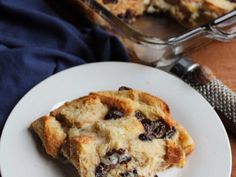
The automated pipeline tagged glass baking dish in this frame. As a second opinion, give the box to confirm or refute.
[69,0,236,67]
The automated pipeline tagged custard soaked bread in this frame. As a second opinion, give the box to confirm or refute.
[97,0,236,28]
[31,87,194,177]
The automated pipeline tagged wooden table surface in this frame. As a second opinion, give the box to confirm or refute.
[186,40,236,177]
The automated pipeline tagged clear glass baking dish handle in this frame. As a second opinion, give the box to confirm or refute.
[209,10,236,41]
[171,10,236,44]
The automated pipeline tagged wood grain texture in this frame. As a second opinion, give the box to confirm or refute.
[187,40,236,177]
[187,40,236,92]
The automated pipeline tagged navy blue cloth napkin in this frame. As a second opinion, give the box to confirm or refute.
[0,0,129,133]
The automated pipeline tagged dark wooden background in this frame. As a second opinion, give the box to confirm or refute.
[187,40,236,177]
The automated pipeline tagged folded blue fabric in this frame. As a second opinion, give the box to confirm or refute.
[0,0,129,133]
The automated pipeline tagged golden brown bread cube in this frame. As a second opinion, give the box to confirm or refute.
[31,88,194,177]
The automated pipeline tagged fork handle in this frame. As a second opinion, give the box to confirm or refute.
[170,58,236,136]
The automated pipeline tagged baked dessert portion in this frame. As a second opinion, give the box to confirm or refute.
[96,0,150,23]
[96,0,149,24]
[148,0,236,28]
[96,0,236,28]
[31,87,194,177]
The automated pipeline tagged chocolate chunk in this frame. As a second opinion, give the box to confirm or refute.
[105,108,124,120]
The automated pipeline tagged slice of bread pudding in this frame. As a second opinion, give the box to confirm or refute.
[31,87,194,177]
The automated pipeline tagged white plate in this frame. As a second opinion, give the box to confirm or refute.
[0,62,231,177]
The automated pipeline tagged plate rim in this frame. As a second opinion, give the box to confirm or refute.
[0,61,232,177]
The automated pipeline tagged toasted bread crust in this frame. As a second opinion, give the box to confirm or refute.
[31,116,66,158]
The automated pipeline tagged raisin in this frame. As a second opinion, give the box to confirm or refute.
[106,149,125,156]
[95,163,108,177]
[135,113,176,141]
[120,169,138,177]
[139,133,153,141]
[120,172,129,177]
[97,148,132,176]
[116,148,126,155]
[117,9,135,23]
[105,108,124,120]
[132,169,138,175]
[152,120,168,139]
[141,118,153,132]
[103,0,118,4]
[119,155,132,164]
[135,111,146,121]
[105,149,131,164]
[165,127,176,139]
[105,149,116,156]
[118,86,132,91]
